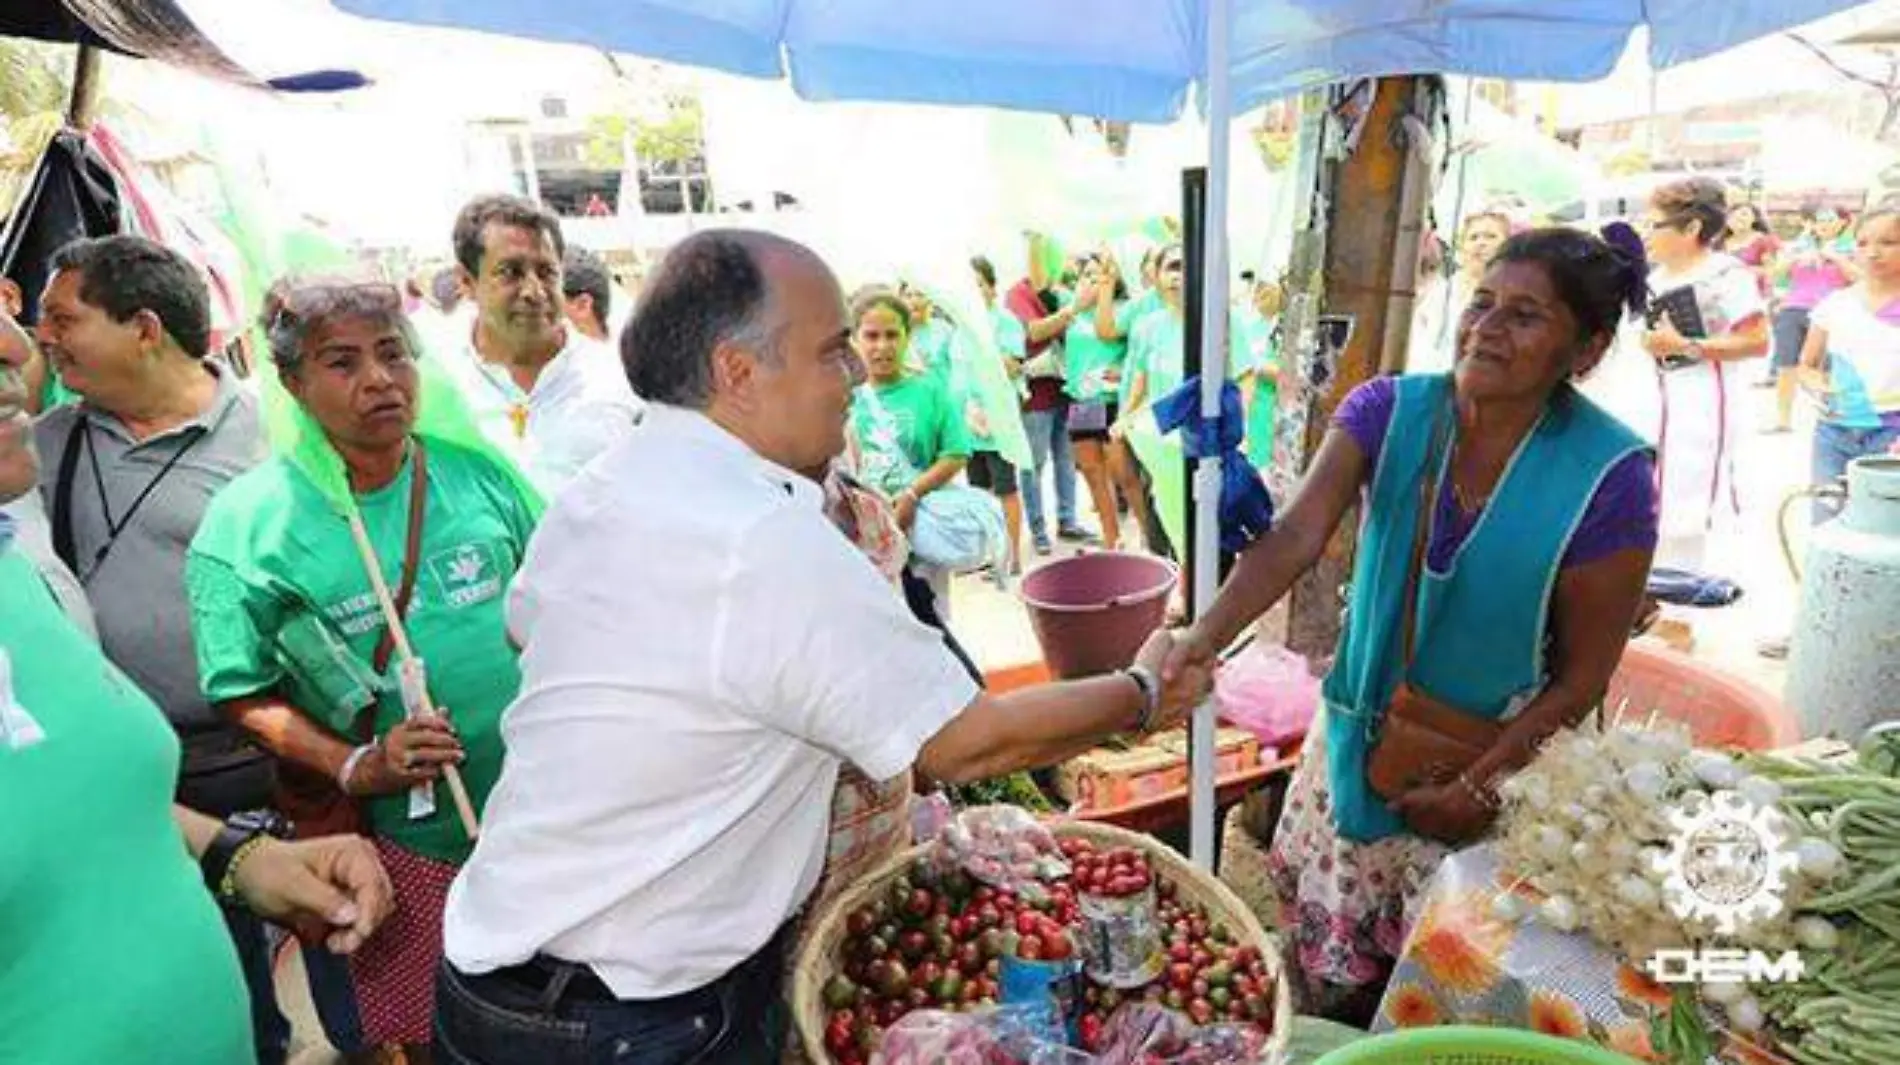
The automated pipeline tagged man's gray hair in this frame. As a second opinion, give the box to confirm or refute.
[621,231,783,408]
[263,278,417,374]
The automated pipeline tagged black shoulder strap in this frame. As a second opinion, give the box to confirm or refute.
[49,416,86,574]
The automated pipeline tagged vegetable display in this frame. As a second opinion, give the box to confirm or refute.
[1491,721,1900,1065]
[809,809,1281,1065]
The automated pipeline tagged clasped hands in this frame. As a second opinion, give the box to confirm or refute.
[1134,628,1218,731]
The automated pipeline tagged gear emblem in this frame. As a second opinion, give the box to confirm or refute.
[1654,791,1800,935]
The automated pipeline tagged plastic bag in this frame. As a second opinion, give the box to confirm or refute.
[874,1007,1091,1065]
[1214,643,1318,748]
[940,806,1070,895]
[870,1005,1269,1065]
[910,485,1009,574]
[1093,1005,1270,1064]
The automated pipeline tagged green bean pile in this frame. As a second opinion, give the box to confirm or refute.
[1742,746,1900,1065]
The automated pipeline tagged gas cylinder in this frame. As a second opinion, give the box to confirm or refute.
[1786,457,1900,741]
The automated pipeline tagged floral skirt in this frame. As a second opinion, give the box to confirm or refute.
[346,837,461,1047]
[1264,720,1449,1012]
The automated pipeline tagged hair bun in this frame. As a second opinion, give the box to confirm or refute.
[1598,221,1650,317]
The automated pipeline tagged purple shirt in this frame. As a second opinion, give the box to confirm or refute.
[1334,377,1659,572]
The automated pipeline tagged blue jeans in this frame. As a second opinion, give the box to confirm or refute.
[222,905,289,1065]
[1018,403,1078,539]
[434,928,791,1065]
[1812,419,1900,522]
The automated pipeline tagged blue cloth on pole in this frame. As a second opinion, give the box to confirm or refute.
[1150,376,1273,556]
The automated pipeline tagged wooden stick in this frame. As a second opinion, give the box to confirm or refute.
[346,510,481,841]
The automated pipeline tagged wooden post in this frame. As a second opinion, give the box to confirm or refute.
[65,43,102,130]
[1284,75,1436,660]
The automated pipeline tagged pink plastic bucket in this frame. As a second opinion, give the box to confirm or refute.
[1019,553,1179,679]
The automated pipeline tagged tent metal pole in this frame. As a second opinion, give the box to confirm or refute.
[1189,0,1233,871]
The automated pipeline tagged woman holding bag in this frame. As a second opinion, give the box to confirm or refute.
[1164,226,1659,1022]
[186,279,538,1061]
[848,289,1006,617]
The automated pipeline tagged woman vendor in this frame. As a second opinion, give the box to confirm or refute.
[185,279,540,1061]
[1164,226,1660,1021]
[0,341,393,1065]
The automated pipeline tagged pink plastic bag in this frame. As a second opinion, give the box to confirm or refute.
[1214,643,1319,748]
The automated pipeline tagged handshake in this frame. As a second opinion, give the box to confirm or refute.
[1131,627,1221,732]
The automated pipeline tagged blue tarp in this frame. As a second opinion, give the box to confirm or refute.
[334,0,1871,121]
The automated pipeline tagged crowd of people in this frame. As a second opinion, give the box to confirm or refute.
[0,197,1221,1064]
[3,164,1895,1062]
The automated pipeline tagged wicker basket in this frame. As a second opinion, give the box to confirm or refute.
[791,819,1293,1063]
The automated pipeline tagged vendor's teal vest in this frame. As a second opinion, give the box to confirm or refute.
[1320,374,1648,842]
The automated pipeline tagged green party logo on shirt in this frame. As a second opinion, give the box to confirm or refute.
[431,542,505,610]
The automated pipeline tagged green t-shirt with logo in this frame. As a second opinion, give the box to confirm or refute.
[850,374,972,497]
[186,440,539,864]
[0,547,250,1065]
[1062,296,1139,404]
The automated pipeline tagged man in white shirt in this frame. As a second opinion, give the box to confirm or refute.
[436,230,1211,1064]
[443,194,644,496]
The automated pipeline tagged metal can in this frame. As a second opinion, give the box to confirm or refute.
[1078,884,1166,988]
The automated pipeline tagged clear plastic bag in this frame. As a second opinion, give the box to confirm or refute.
[939,805,1070,896]
[869,1004,1269,1065]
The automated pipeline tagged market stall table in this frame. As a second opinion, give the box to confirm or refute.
[1373,844,1782,1064]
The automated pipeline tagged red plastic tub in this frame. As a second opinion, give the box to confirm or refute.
[1019,552,1179,680]
[1607,643,1799,750]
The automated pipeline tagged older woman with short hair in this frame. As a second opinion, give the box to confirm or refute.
[186,279,539,1061]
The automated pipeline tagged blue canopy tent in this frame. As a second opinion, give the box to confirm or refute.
[336,0,1878,866]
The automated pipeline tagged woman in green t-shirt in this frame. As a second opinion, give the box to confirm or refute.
[1063,253,1148,550]
[847,290,973,527]
[0,352,392,1065]
[186,280,539,1061]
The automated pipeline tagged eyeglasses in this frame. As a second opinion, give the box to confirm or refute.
[1161,260,1185,272]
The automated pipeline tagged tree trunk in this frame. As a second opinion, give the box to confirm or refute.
[1285,76,1437,660]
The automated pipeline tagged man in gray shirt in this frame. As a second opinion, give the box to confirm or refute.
[32,235,290,1064]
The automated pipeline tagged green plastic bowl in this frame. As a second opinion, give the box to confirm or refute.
[1312,1027,1640,1065]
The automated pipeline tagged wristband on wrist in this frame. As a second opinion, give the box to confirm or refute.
[337,742,376,794]
[1123,664,1160,733]
[201,812,286,903]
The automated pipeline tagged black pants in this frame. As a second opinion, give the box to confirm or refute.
[435,926,794,1065]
